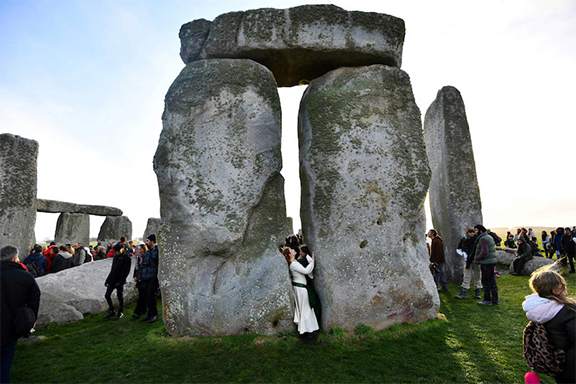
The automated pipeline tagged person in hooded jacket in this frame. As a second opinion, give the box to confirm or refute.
[522,268,575,384]
[1,245,41,383]
[104,243,132,319]
[51,245,73,273]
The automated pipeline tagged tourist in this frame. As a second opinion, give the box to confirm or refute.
[1,245,41,384]
[511,237,533,275]
[72,243,89,266]
[504,232,517,248]
[45,246,59,274]
[140,234,159,323]
[554,228,565,259]
[427,229,448,292]
[22,244,46,277]
[104,243,132,319]
[51,245,73,273]
[455,228,482,299]
[542,231,552,259]
[528,228,537,243]
[282,246,319,340]
[297,245,322,326]
[562,228,575,273]
[522,268,575,383]
[132,243,148,320]
[474,224,498,305]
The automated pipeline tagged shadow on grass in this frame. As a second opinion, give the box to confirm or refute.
[12,272,575,383]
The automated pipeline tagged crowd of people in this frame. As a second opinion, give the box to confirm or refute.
[1,224,574,383]
[17,237,156,278]
[0,234,160,383]
[427,225,575,384]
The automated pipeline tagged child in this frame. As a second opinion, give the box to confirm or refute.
[522,268,575,384]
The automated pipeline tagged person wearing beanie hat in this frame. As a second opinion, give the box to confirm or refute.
[141,234,159,322]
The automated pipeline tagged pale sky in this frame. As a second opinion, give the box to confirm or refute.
[1,0,575,241]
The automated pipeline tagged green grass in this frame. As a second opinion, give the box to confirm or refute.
[12,272,576,383]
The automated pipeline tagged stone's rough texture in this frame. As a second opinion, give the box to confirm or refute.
[299,65,438,331]
[0,134,38,254]
[424,86,483,282]
[54,213,90,245]
[180,5,405,86]
[97,216,132,242]
[510,258,554,275]
[154,59,293,336]
[495,249,554,275]
[495,249,516,265]
[36,199,122,216]
[36,258,136,326]
[179,19,212,63]
[143,218,161,240]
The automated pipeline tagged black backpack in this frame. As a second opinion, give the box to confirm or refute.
[523,321,565,375]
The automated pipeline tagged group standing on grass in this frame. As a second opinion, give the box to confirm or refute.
[428,225,498,304]
[103,234,159,323]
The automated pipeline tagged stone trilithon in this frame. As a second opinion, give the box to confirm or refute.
[155,5,443,336]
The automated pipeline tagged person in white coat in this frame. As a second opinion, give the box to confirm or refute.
[282,247,319,337]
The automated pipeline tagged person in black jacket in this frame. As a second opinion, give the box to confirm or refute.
[455,228,481,299]
[1,245,41,384]
[104,243,132,319]
[523,268,575,384]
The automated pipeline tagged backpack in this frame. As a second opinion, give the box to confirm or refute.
[523,321,565,375]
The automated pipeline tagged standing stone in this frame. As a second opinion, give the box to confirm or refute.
[154,59,293,336]
[97,216,132,242]
[143,218,161,240]
[0,134,38,255]
[424,86,483,282]
[299,65,438,331]
[54,213,89,245]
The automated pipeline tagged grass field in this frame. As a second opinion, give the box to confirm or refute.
[12,271,576,384]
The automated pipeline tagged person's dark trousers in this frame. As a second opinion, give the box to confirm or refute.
[568,254,576,273]
[1,341,17,383]
[104,285,124,314]
[480,263,498,304]
[134,281,147,316]
[512,256,532,274]
[143,279,158,319]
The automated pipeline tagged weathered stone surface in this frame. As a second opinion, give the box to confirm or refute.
[510,257,555,275]
[424,86,483,282]
[36,199,122,216]
[36,258,136,326]
[154,59,293,336]
[495,248,516,265]
[495,248,554,275]
[180,5,405,86]
[54,213,90,245]
[299,65,438,331]
[143,218,161,240]
[0,134,38,255]
[97,216,132,242]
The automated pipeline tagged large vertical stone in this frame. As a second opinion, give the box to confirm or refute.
[424,86,482,281]
[299,65,438,331]
[97,216,132,243]
[0,134,38,255]
[154,59,293,336]
[54,213,90,245]
[142,218,161,240]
